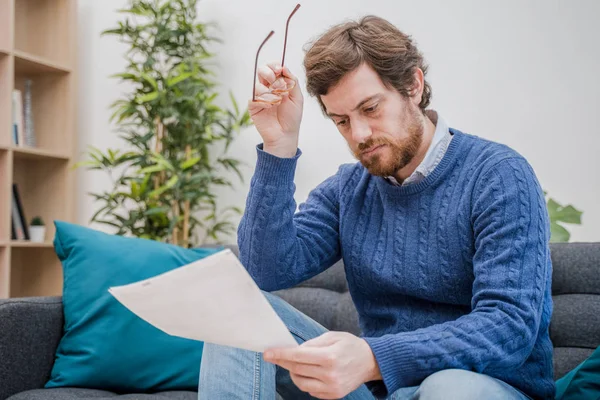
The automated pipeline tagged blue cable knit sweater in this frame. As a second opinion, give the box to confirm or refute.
[238,129,555,400]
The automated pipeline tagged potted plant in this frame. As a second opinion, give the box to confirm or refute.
[545,193,583,242]
[76,0,251,247]
[29,216,46,243]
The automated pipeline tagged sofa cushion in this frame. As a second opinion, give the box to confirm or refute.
[555,345,600,400]
[6,388,196,400]
[46,221,221,392]
[549,242,600,379]
[550,294,600,349]
[550,243,600,296]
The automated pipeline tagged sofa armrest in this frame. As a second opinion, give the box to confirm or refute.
[0,297,63,400]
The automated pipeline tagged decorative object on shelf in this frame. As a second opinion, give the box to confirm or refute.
[29,216,46,243]
[77,0,251,248]
[545,192,583,242]
[24,79,36,147]
[11,89,24,146]
[11,183,29,240]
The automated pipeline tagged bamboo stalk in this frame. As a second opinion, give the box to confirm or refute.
[182,144,192,247]
[172,199,180,245]
[154,116,164,190]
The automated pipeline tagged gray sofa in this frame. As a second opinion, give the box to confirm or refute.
[1,242,599,400]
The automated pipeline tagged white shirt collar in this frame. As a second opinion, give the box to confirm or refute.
[387,110,452,186]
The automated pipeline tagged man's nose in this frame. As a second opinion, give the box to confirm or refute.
[351,119,372,144]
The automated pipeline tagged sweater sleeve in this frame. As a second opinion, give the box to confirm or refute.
[237,144,342,292]
[362,157,551,398]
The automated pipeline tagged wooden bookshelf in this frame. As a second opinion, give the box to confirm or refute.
[0,0,77,298]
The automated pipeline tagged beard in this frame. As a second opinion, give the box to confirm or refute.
[353,107,424,177]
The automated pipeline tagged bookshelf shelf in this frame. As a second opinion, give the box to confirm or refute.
[11,146,70,161]
[11,240,54,248]
[1,0,77,298]
[14,51,72,75]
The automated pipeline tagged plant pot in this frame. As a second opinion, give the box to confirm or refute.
[29,226,46,243]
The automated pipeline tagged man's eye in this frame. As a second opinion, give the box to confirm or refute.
[336,120,348,126]
[365,105,378,113]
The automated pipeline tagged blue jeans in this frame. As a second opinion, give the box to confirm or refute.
[198,291,530,400]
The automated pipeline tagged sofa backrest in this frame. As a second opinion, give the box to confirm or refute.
[268,242,600,380]
[548,243,600,378]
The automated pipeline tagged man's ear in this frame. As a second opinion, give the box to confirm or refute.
[410,68,425,106]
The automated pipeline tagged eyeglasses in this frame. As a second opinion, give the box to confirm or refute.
[252,3,301,104]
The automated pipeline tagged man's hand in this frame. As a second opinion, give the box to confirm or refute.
[263,332,382,399]
[249,62,304,159]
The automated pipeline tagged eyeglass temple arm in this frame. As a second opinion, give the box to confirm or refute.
[281,4,301,68]
[253,30,275,101]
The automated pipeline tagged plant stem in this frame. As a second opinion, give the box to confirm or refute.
[172,199,180,245]
[183,144,192,247]
[154,116,164,190]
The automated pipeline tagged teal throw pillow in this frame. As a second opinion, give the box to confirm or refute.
[46,221,222,392]
[555,346,600,400]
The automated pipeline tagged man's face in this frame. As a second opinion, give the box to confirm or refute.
[321,63,424,177]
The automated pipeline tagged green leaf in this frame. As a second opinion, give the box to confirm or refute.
[139,165,166,174]
[554,205,582,224]
[136,91,159,103]
[149,176,179,198]
[167,72,193,87]
[550,222,570,243]
[109,72,139,81]
[140,72,159,90]
[547,197,583,225]
[73,160,100,169]
[204,125,213,140]
[130,181,140,198]
[149,153,176,171]
[229,91,239,115]
[180,156,201,170]
[144,206,170,216]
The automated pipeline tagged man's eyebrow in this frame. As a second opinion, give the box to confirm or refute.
[326,94,382,118]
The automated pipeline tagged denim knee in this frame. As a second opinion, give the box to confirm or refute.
[415,369,520,400]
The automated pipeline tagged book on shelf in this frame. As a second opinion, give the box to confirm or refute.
[11,183,30,241]
[11,82,36,147]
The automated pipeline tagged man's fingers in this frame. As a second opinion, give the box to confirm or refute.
[254,81,271,96]
[267,61,283,75]
[281,65,297,81]
[248,98,281,116]
[257,64,278,87]
[289,373,329,396]
[281,65,303,102]
[249,81,282,113]
[271,359,327,379]
[264,346,330,366]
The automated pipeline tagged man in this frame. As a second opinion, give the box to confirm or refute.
[199,15,554,400]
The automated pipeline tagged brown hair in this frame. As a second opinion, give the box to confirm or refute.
[303,15,431,114]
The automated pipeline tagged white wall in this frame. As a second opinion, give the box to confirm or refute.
[77,0,600,243]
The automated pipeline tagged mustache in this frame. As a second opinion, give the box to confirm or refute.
[357,138,392,153]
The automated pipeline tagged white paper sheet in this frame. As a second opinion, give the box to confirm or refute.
[108,248,298,353]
